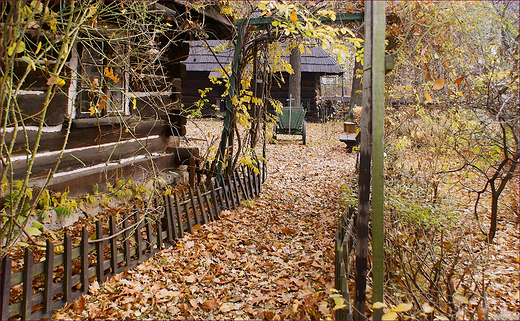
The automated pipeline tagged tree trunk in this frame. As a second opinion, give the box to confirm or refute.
[289,44,301,107]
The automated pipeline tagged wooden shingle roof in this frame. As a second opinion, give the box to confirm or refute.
[182,40,343,75]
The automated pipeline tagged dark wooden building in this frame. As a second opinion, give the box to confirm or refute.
[181,40,343,120]
[3,2,232,198]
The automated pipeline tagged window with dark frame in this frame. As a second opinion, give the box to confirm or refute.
[76,41,126,118]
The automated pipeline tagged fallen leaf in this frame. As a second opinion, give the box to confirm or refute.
[382,311,398,320]
[432,79,446,90]
[281,227,295,235]
[248,295,270,305]
[219,303,233,312]
[185,274,197,283]
[318,301,329,315]
[156,290,180,300]
[201,300,218,310]
[224,250,236,260]
[393,303,413,312]
[424,92,432,103]
[373,302,387,309]
[167,306,180,315]
[453,295,469,304]
[422,302,434,313]
[89,281,100,295]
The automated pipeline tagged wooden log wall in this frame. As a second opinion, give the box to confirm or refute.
[0,164,265,320]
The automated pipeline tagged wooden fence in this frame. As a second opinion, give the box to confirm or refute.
[1,164,264,320]
[334,206,356,320]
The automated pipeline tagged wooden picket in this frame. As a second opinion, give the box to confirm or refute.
[0,165,264,320]
[334,206,356,321]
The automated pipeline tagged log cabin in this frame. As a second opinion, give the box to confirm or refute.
[2,2,232,198]
[180,40,344,120]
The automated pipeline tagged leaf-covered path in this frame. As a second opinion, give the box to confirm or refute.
[54,121,356,320]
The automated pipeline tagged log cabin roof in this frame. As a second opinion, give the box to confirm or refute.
[182,40,344,76]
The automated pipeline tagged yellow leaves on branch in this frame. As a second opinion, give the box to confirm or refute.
[47,74,66,87]
[7,41,25,56]
[104,67,119,83]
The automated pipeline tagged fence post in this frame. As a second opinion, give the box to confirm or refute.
[64,233,72,303]
[164,195,175,242]
[173,193,184,238]
[122,214,131,270]
[188,187,201,226]
[232,170,242,203]
[1,256,12,320]
[181,190,193,234]
[22,249,33,320]
[81,228,89,293]
[210,182,220,218]
[96,221,105,283]
[134,210,143,261]
[43,239,55,315]
[109,216,118,278]
[196,187,209,224]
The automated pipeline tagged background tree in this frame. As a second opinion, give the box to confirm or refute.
[388,0,519,243]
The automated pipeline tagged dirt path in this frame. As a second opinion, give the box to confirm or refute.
[54,121,356,320]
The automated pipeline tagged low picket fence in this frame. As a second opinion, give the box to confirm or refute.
[1,165,264,320]
[334,206,356,320]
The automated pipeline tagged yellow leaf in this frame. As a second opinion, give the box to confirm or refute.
[35,41,42,54]
[453,295,469,304]
[373,302,387,309]
[193,224,202,231]
[290,12,298,22]
[17,41,25,54]
[382,311,398,320]
[89,106,97,116]
[424,92,432,103]
[393,303,413,312]
[56,77,66,87]
[26,227,42,236]
[132,98,137,109]
[332,304,346,311]
[17,241,30,247]
[8,42,25,56]
[432,79,446,90]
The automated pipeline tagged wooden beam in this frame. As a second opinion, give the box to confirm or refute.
[354,1,373,319]
[4,120,167,155]
[8,136,168,180]
[371,2,386,320]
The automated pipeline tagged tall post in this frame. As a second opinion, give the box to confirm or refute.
[354,0,372,317]
[354,2,386,320]
[372,1,386,320]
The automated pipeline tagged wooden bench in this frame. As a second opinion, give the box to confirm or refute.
[340,121,360,152]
